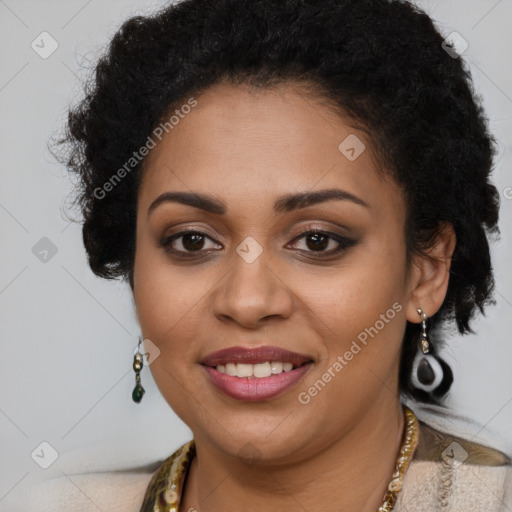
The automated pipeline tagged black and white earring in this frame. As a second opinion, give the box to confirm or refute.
[411,308,444,392]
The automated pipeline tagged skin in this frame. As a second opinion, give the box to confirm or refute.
[133,81,456,512]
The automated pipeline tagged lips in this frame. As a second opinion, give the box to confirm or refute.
[202,346,312,367]
[201,346,314,402]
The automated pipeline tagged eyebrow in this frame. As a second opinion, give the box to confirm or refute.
[147,188,370,217]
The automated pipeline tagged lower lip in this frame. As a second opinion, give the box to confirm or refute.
[203,363,313,402]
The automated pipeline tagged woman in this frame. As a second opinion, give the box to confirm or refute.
[54,0,511,510]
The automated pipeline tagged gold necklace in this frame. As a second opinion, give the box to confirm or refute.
[378,406,419,511]
[141,406,419,512]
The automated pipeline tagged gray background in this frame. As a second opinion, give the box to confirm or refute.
[1,0,511,509]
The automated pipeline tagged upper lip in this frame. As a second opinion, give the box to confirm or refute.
[202,346,313,367]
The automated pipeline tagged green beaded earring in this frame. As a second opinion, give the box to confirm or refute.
[132,337,145,403]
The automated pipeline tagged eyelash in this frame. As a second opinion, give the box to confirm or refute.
[160,228,357,260]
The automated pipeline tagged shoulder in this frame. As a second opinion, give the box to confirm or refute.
[396,420,512,512]
[20,462,162,512]
[414,420,511,466]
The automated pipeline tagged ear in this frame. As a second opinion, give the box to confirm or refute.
[405,222,456,323]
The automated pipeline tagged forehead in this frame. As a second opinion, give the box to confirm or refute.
[138,81,403,218]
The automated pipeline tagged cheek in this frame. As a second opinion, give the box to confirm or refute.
[307,242,406,324]
[302,237,408,378]
[132,240,205,420]
[133,227,203,337]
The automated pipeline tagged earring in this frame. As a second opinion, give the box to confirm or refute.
[132,337,145,403]
[411,309,444,392]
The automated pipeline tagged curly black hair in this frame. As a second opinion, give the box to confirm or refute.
[53,0,500,404]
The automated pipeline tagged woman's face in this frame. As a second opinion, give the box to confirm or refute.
[133,81,416,462]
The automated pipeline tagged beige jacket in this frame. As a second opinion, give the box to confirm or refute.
[394,421,512,511]
[17,421,512,512]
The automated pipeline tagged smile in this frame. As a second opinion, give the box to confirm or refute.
[201,346,313,401]
[215,361,296,378]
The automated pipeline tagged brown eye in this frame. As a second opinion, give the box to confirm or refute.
[289,230,357,258]
[305,232,329,251]
[182,233,205,251]
[160,230,221,256]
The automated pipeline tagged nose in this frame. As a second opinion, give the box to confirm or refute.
[211,246,294,329]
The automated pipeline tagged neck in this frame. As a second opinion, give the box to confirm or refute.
[181,397,405,512]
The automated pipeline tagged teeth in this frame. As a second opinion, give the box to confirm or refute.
[225,363,237,376]
[236,363,253,378]
[254,362,272,378]
[270,361,283,374]
[215,361,296,378]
